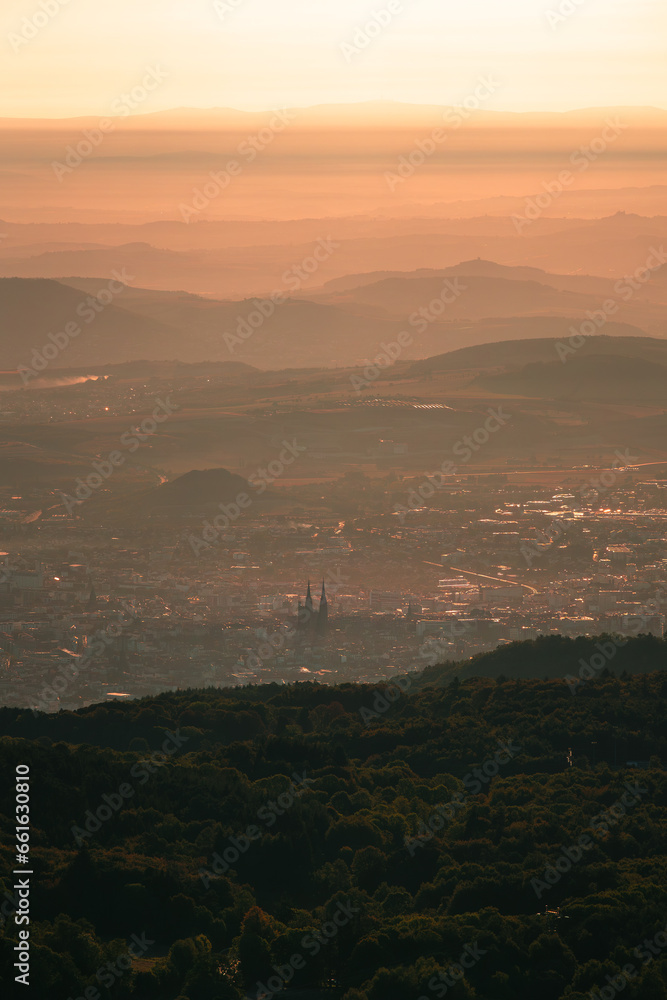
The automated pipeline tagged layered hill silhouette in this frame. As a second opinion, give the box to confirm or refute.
[2,252,666,369]
[310,269,666,332]
[0,277,403,368]
[318,257,667,305]
[0,214,666,296]
[317,259,613,297]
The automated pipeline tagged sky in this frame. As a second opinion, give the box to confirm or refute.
[1,0,665,118]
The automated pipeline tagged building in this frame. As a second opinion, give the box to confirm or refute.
[297,581,328,637]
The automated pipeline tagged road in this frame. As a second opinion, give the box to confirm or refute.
[423,560,539,595]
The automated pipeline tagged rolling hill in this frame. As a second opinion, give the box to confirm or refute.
[147,468,255,508]
[475,353,667,402]
[0,277,183,367]
[2,257,666,371]
[310,270,666,333]
[409,333,667,374]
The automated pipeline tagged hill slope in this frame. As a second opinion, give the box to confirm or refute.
[476,353,667,401]
[409,333,667,373]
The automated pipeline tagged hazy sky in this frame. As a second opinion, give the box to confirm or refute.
[2,0,665,117]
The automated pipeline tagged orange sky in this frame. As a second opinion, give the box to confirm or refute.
[1,0,666,118]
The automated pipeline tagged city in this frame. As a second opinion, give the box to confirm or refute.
[2,450,666,711]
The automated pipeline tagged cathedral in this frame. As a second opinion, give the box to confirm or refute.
[296,581,328,636]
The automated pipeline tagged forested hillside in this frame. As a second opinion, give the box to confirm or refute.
[1,645,666,999]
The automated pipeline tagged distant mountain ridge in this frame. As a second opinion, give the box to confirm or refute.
[2,102,666,129]
[2,255,666,369]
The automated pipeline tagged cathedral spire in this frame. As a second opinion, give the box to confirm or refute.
[317,580,328,635]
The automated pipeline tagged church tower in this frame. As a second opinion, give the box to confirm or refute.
[317,581,328,636]
[298,581,313,631]
[305,580,314,628]
[296,580,330,635]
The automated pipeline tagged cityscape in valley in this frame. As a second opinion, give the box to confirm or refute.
[1,2,667,999]
[2,302,667,712]
[2,428,667,712]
